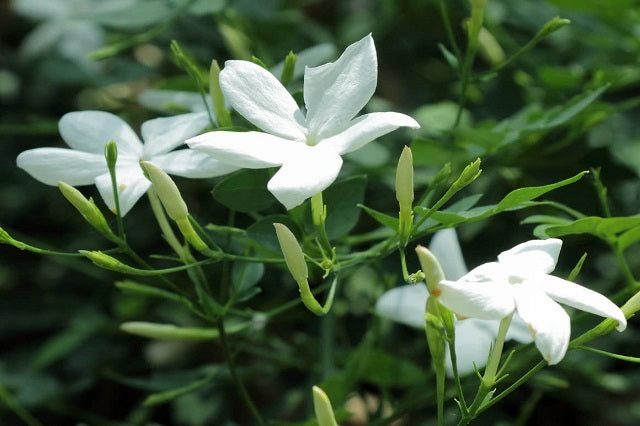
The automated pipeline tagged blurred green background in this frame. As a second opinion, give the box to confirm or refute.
[2,0,640,425]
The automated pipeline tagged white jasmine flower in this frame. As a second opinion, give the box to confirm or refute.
[17,111,237,216]
[376,229,532,375]
[187,34,420,210]
[139,43,337,115]
[437,238,627,365]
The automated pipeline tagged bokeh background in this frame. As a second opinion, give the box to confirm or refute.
[2,0,640,424]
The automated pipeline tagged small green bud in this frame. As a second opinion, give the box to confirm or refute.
[81,250,135,273]
[104,140,118,170]
[452,158,482,190]
[415,245,445,294]
[477,27,505,66]
[280,51,297,86]
[140,161,188,221]
[58,181,118,242]
[538,16,571,39]
[210,59,232,128]
[273,223,308,284]
[622,290,640,318]
[312,386,339,426]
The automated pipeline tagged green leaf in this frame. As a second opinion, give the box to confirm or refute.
[345,349,427,387]
[543,216,640,241]
[188,0,227,15]
[495,171,588,211]
[232,261,264,302]
[116,280,195,308]
[29,310,105,371]
[359,204,399,230]
[323,175,367,239]
[143,372,219,406]
[430,171,588,225]
[413,101,471,135]
[246,214,297,254]
[619,225,640,251]
[88,0,178,29]
[212,169,275,212]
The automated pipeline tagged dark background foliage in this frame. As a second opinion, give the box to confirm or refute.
[2,0,640,425]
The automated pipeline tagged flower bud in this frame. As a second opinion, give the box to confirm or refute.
[312,386,339,426]
[467,0,487,53]
[538,16,571,39]
[621,289,640,318]
[310,193,327,227]
[396,146,414,243]
[425,297,446,366]
[210,59,232,128]
[104,140,118,170]
[58,181,118,242]
[121,322,220,341]
[80,250,136,273]
[274,223,308,284]
[140,161,188,221]
[280,51,297,86]
[452,158,482,190]
[415,245,445,294]
[395,145,414,208]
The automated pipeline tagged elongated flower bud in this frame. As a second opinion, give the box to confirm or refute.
[425,297,446,367]
[140,161,188,221]
[58,181,118,242]
[415,245,445,294]
[210,59,232,128]
[396,146,414,243]
[274,223,308,284]
[312,386,339,426]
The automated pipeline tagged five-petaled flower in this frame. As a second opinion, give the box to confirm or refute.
[376,229,533,375]
[17,111,237,216]
[187,34,420,210]
[435,238,627,365]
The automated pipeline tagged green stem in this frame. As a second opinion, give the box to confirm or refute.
[215,317,266,426]
[437,0,463,61]
[0,381,43,426]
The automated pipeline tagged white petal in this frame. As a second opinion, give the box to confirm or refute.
[304,34,377,139]
[220,60,306,140]
[12,0,69,19]
[446,318,497,376]
[152,150,238,178]
[57,21,103,64]
[141,112,211,158]
[318,112,420,155]
[375,284,429,329]
[512,283,570,365]
[534,275,627,331]
[506,313,535,344]
[267,145,343,210]
[187,131,296,168]
[59,111,143,156]
[429,228,468,280]
[437,269,516,320]
[16,148,106,186]
[138,89,210,113]
[498,238,562,276]
[19,21,64,58]
[94,164,150,216]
